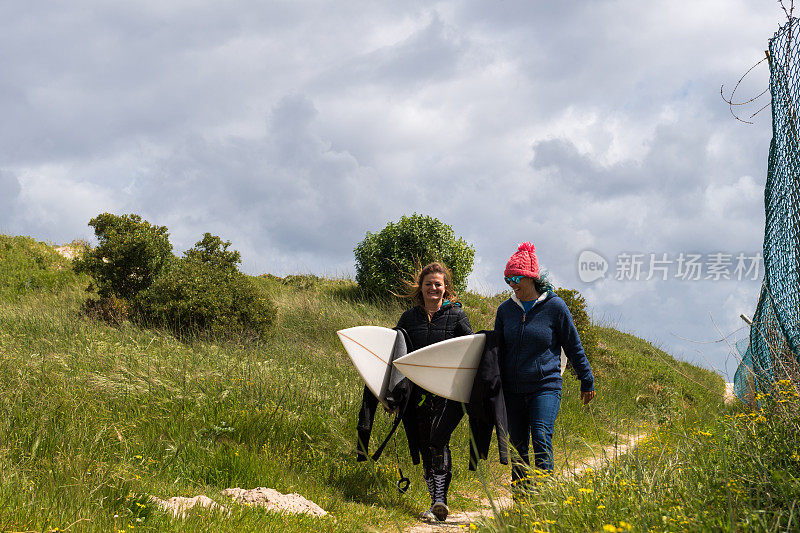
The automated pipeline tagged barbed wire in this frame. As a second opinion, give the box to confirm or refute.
[720,1,796,125]
[720,56,770,125]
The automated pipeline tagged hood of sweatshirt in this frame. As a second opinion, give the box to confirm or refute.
[510,290,553,311]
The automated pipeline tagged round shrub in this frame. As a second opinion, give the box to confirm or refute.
[74,213,173,299]
[354,214,475,297]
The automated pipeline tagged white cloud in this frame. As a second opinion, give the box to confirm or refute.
[0,0,787,378]
[14,169,121,242]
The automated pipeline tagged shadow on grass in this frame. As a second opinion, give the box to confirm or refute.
[327,465,423,516]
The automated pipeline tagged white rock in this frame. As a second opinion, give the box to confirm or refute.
[149,495,227,519]
[222,487,327,516]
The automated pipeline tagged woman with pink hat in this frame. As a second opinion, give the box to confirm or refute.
[494,242,596,488]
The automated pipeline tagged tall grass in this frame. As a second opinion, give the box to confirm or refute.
[0,238,726,532]
[475,372,800,532]
[0,281,417,531]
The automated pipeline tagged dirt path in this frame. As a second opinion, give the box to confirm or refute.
[724,382,736,404]
[402,433,646,533]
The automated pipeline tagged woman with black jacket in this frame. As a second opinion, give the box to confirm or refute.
[396,262,473,522]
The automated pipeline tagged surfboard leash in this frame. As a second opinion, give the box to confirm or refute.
[370,412,403,461]
[393,437,410,494]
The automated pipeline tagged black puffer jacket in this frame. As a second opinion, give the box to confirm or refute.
[355,303,472,464]
[396,302,473,351]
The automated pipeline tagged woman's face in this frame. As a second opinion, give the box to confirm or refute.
[421,272,446,307]
[509,276,537,301]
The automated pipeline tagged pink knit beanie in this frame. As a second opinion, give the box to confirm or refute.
[504,242,539,278]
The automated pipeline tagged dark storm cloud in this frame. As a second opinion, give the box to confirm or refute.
[0,2,321,164]
[130,94,387,263]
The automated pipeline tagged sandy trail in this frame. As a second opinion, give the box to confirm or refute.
[401,433,647,533]
[724,382,736,404]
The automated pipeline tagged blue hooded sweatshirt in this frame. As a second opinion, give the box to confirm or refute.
[495,291,594,394]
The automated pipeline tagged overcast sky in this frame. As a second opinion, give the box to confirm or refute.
[0,1,786,379]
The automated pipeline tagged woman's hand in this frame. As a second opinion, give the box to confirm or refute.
[581,390,596,405]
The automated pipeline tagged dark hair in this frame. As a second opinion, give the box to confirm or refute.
[532,272,554,295]
[403,262,458,307]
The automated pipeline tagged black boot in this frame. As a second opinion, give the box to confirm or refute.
[420,473,436,521]
[431,470,450,521]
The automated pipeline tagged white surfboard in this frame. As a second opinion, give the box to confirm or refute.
[392,334,486,403]
[336,326,401,406]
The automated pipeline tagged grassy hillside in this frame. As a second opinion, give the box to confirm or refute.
[0,236,725,532]
[0,235,77,299]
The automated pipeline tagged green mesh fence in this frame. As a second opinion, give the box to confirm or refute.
[734,18,800,400]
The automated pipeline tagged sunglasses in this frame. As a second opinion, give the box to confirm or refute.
[504,275,525,285]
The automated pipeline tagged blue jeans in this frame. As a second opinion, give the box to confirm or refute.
[504,389,561,475]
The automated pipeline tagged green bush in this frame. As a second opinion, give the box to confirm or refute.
[557,287,597,361]
[74,213,173,299]
[354,214,475,297]
[135,235,275,339]
[75,215,275,339]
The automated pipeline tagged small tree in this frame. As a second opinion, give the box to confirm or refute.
[354,214,475,296]
[74,213,173,299]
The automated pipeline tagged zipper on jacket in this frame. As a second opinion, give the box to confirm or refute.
[515,311,526,379]
[426,308,433,345]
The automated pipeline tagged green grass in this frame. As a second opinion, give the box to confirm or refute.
[478,380,800,532]
[0,236,730,532]
[0,235,80,299]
